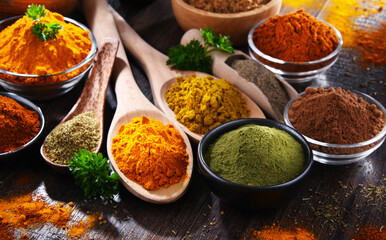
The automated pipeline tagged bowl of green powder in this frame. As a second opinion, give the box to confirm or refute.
[198,118,313,209]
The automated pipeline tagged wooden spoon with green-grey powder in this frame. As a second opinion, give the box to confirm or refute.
[40,38,119,174]
[180,29,298,122]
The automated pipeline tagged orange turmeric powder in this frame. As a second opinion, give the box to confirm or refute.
[247,223,317,240]
[0,8,92,85]
[111,116,189,191]
[0,192,99,239]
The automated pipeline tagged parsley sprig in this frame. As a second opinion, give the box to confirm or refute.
[25,4,62,42]
[25,4,46,20]
[167,27,234,74]
[69,149,120,200]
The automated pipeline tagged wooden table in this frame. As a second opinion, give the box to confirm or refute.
[1,0,384,239]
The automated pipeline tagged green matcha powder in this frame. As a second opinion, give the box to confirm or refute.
[205,124,305,187]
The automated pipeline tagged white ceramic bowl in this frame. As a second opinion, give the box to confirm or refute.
[0,16,97,100]
[248,18,343,83]
[284,90,386,165]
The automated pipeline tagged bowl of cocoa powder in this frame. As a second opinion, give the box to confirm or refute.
[283,87,386,165]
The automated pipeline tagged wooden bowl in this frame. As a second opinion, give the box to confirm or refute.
[171,0,282,46]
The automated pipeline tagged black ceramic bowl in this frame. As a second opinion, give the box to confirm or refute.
[0,91,45,161]
[198,118,313,209]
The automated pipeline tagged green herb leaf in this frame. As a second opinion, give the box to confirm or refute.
[69,149,120,200]
[26,4,46,20]
[43,22,62,41]
[166,26,233,74]
[201,27,234,54]
[167,40,212,74]
[26,4,62,42]
[31,21,62,42]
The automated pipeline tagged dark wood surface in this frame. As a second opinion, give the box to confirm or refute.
[1,0,385,239]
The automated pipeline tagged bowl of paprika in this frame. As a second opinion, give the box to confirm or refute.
[284,87,386,165]
[248,10,343,83]
[0,92,45,160]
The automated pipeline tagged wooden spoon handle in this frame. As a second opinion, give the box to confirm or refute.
[111,8,179,106]
[78,39,118,116]
[82,0,152,108]
[63,38,118,123]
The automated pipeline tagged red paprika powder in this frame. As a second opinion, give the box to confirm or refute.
[288,87,385,154]
[0,95,41,153]
[252,10,339,62]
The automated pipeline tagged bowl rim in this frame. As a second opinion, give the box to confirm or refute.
[173,0,282,17]
[0,15,97,79]
[283,89,386,149]
[198,118,313,191]
[247,17,343,65]
[0,91,45,157]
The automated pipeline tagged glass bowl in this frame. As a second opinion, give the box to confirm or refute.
[0,91,45,161]
[284,90,386,165]
[247,18,343,83]
[0,16,97,100]
[198,118,313,209]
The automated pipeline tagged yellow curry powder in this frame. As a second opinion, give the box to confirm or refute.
[111,116,189,191]
[165,74,250,134]
[0,9,91,85]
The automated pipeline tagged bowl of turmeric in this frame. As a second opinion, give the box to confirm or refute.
[248,10,343,83]
[0,5,97,100]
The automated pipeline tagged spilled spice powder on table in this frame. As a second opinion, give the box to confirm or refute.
[351,226,386,240]
[246,223,317,240]
[111,116,189,191]
[0,95,41,153]
[0,174,100,239]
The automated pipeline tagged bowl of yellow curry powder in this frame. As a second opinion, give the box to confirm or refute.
[0,6,97,100]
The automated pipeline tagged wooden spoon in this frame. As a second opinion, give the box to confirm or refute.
[181,29,298,122]
[83,0,193,204]
[40,38,119,174]
[111,8,265,143]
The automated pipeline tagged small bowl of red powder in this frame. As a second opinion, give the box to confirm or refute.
[248,10,343,83]
[0,91,45,160]
[0,12,97,100]
[284,87,386,165]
